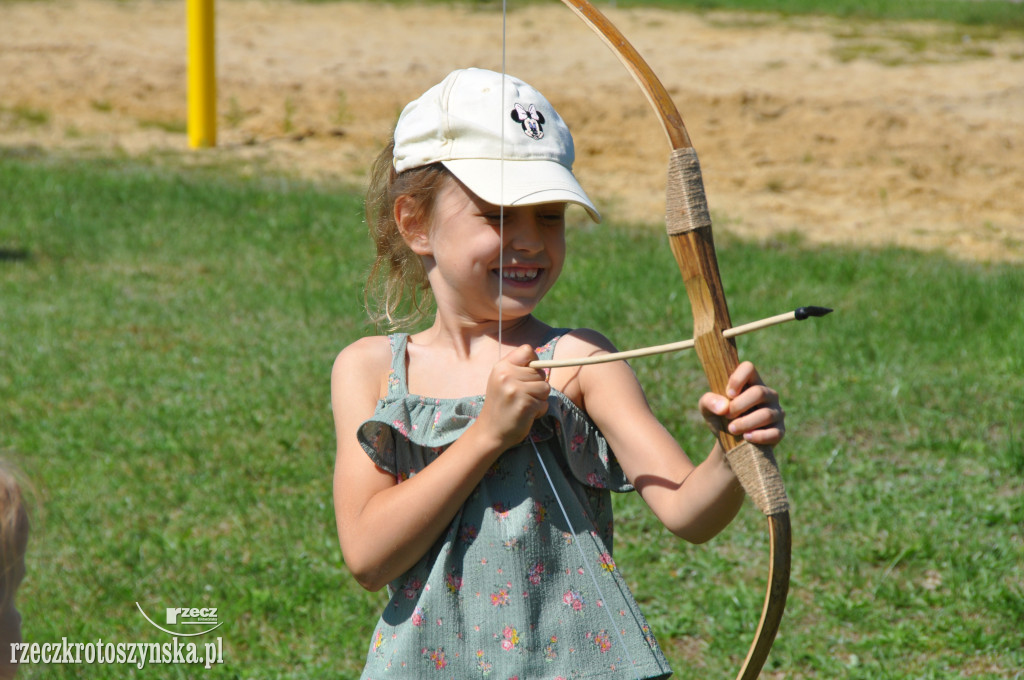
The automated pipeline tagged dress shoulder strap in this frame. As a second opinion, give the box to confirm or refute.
[385,333,410,399]
[535,328,571,362]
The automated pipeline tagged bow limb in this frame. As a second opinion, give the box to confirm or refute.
[557,2,791,678]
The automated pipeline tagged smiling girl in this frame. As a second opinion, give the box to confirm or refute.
[331,68,786,678]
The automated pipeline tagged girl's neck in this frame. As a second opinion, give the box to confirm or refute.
[415,314,546,359]
[404,315,552,399]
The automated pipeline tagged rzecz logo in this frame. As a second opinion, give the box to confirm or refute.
[136,602,224,636]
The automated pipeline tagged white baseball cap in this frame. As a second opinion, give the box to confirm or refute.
[393,68,600,222]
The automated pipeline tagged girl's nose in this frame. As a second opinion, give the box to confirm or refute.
[505,212,544,253]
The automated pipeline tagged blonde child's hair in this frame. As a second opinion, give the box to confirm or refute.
[364,139,452,330]
[0,463,29,612]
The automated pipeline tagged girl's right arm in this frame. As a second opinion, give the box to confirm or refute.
[332,340,547,592]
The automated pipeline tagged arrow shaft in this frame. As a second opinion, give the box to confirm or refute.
[530,307,828,369]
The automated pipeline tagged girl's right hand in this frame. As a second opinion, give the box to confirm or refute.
[476,344,551,451]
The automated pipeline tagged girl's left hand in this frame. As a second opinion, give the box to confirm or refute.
[698,361,785,446]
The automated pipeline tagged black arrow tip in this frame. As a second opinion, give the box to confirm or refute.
[794,306,833,320]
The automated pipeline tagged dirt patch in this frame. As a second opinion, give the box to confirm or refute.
[3,0,1023,262]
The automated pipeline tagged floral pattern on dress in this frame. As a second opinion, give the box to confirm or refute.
[353,332,672,679]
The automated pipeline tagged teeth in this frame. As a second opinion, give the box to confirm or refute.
[502,268,539,282]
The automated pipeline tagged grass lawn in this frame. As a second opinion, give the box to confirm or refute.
[609,0,1024,31]
[1,147,1021,679]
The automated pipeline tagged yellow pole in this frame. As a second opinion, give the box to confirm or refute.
[187,0,216,148]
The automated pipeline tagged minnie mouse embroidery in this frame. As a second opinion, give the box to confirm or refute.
[511,103,545,140]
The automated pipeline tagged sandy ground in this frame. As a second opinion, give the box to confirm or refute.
[2,0,1023,262]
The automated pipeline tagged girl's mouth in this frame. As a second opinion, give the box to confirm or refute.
[499,267,541,283]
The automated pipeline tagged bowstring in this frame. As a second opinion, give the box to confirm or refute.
[497,0,506,353]
[498,6,638,674]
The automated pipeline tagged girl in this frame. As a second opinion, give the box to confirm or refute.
[0,462,29,680]
[332,68,785,678]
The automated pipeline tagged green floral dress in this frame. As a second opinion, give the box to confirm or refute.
[355,332,673,679]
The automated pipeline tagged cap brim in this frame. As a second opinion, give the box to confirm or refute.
[442,159,601,223]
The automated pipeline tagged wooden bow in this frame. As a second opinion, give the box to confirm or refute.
[556,1,792,677]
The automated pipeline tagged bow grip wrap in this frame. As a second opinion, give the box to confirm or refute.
[724,441,789,517]
[666,147,712,236]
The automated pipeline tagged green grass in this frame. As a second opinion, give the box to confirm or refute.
[137,118,189,135]
[0,106,50,129]
[611,0,1024,30]
[3,0,1021,28]
[421,0,1024,31]
[2,151,1021,678]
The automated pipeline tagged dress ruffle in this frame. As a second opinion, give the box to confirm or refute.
[358,389,632,492]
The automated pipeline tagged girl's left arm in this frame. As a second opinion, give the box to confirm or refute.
[551,330,785,544]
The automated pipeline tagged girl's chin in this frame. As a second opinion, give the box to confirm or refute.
[495,302,537,316]
[491,298,539,318]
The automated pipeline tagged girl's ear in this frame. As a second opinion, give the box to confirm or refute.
[395,195,432,256]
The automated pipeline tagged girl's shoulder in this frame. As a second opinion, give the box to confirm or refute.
[333,334,396,366]
[549,327,620,364]
[332,334,400,403]
[547,328,623,407]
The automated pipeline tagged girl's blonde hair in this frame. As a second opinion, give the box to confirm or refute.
[364,139,451,330]
[0,463,29,612]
